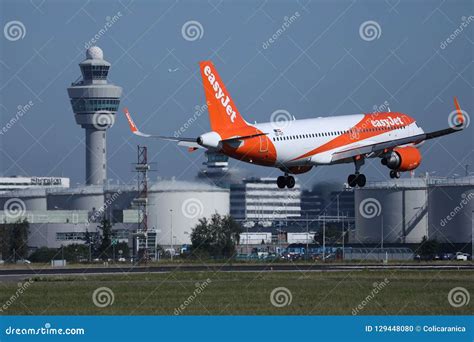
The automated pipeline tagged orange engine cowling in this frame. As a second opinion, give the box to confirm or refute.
[285,165,313,174]
[381,146,422,171]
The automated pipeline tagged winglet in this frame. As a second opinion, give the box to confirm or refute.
[123,108,138,133]
[454,97,464,126]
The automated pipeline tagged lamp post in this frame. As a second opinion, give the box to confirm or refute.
[169,209,173,261]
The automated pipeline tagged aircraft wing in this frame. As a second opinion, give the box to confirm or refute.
[123,108,202,149]
[331,97,465,162]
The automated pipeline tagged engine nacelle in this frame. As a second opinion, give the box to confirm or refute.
[197,131,222,149]
[381,146,422,171]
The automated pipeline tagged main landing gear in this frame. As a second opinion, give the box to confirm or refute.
[389,170,401,179]
[348,157,366,188]
[277,174,295,189]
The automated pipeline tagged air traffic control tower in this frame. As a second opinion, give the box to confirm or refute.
[67,46,122,185]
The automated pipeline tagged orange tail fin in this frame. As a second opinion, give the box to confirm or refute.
[200,61,249,133]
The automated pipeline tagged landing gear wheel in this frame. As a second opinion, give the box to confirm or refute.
[277,176,286,189]
[356,173,366,187]
[286,176,295,189]
[389,170,401,179]
[348,174,357,188]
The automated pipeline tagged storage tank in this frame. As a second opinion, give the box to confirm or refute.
[428,182,474,244]
[354,179,428,244]
[148,181,230,246]
[0,188,47,212]
[47,186,104,211]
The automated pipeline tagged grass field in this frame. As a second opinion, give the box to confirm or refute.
[0,270,472,315]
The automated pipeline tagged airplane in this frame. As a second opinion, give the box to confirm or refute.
[124,61,466,189]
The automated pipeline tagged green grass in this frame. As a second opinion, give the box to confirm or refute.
[0,270,472,315]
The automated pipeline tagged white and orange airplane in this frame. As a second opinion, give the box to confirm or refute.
[124,61,466,189]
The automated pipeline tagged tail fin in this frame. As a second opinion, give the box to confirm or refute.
[200,61,249,133]
[453,96,464,127]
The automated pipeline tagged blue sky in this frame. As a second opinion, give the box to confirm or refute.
[0,0,472,188]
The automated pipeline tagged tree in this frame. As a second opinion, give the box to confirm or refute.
[29,247,58,263]
[0,219,29,262]
[115,242,130,258]
[97,217,113,260]
[419,236,439,258]
[63,244,90,262]
[190,213,242,258]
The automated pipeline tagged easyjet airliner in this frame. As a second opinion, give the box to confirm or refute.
[124,61,465,189]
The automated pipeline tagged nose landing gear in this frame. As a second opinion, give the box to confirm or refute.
[277,174,295,189]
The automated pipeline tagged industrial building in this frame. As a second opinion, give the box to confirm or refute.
[354,176,473,248]
[0,176,70,192]
[230,177,301,220]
